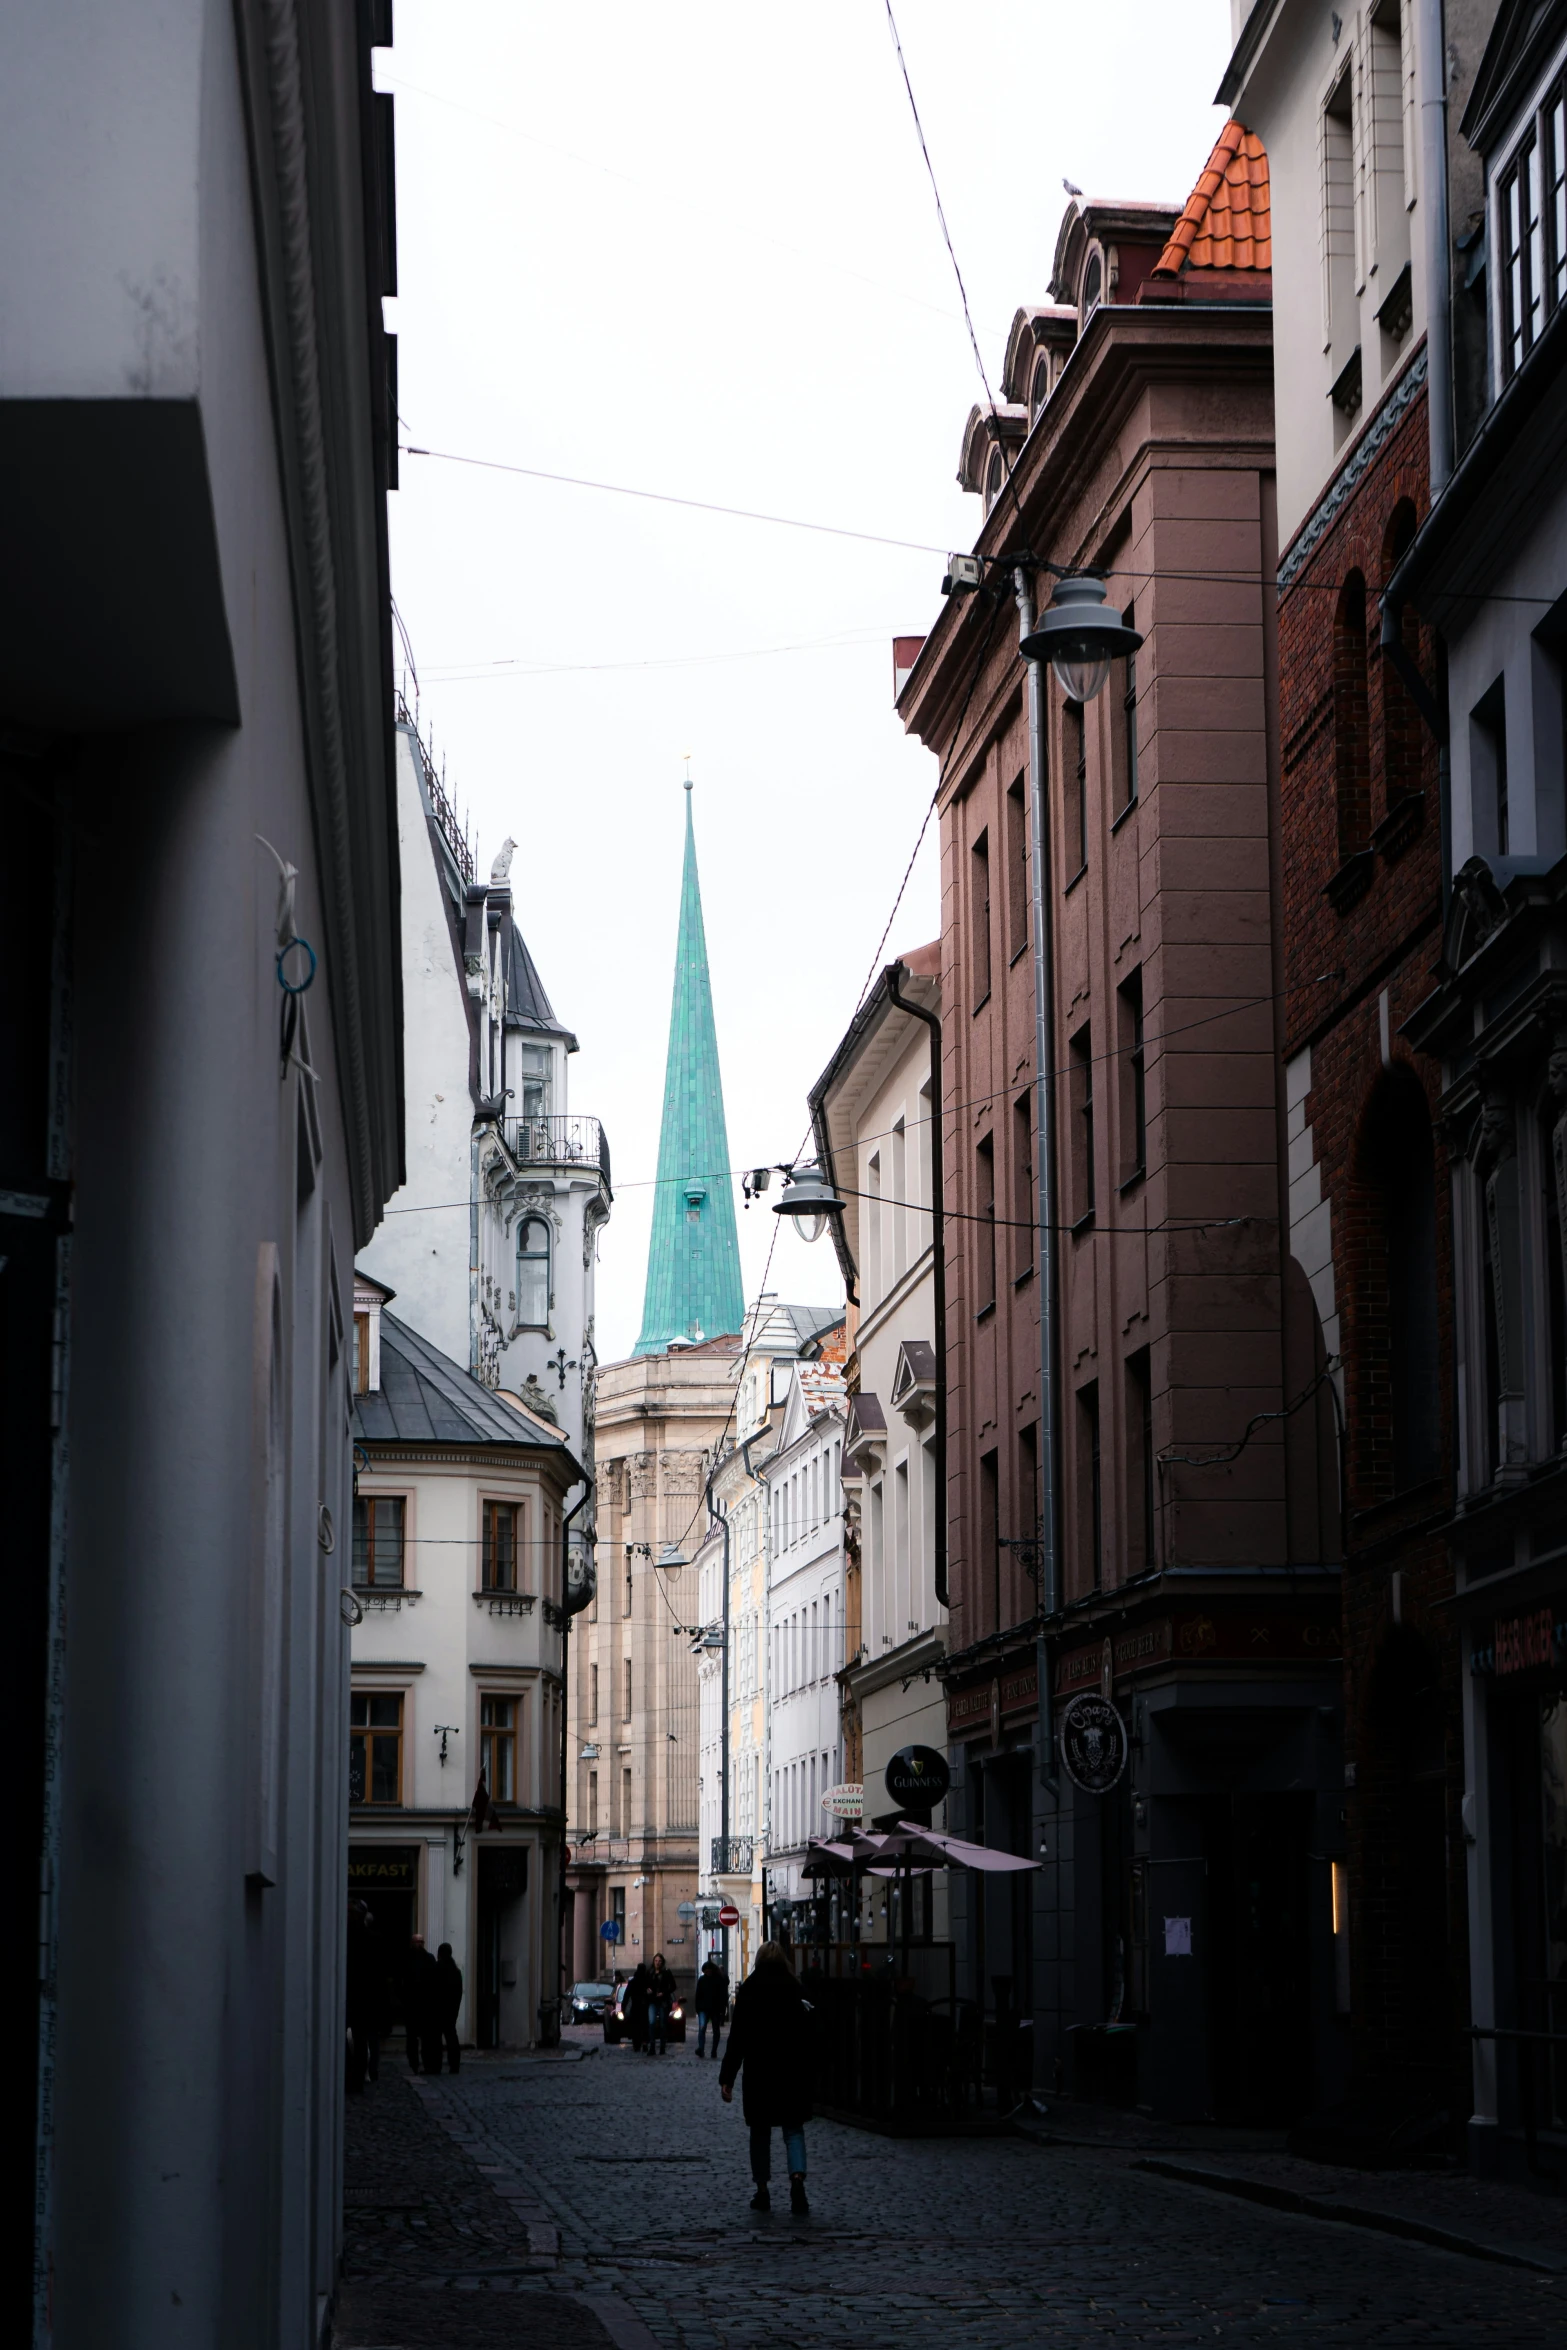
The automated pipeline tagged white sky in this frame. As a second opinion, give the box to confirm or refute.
[378,0,1234,1364]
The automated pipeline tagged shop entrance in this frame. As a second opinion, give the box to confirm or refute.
[1202,1790,1313,2122]
[476,1844,529,2048]
[348,1845,420,2028]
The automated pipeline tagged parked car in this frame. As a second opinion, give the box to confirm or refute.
[602,1976,687,2043]
[570,1980,614,2025]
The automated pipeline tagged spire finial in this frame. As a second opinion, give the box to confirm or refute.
[683,752,693,795]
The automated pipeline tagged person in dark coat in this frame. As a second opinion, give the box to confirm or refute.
[345,1900,378,2091]
[433,1942,464,2075]
[646,1953,672,2056]
[404,1934,440,2074]
[693,1957,729,2059]
[718,1942,814,2213]
[626,1961,652,2053]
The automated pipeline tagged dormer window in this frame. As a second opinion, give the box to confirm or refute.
[984,447,1004,510]
[1030,354,1051,421]
[1081,253,1103,326]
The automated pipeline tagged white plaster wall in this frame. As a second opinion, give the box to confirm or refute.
[357,730,475,1367]
[1234,0,1432,548]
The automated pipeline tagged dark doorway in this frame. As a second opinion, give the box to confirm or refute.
[477,1844,529,2048]
[349,1845,420,2027]
[1365,1627,1451,2103]
[1202,1791,1314,2121]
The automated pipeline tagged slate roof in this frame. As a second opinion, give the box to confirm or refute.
[353,1310,578,1462]
[1152,121,1270,278]
[504,920,576,1048]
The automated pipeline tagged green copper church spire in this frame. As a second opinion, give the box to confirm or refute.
[634,782,745,1355]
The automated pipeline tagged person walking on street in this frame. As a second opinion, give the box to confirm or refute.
[434,1942,464,2075]
[404,1934,440,2075]
[626,1960,651,2054]
[646,1953,672,2055]
[694,1956,728,2059]
[719,1941,813,2214]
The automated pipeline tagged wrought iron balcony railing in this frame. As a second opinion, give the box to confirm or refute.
[501,1114,610,1192]
[711,1836,754,1876]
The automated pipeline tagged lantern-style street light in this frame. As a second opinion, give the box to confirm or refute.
[770,1161,846,1246]
[1019,570,1142,704]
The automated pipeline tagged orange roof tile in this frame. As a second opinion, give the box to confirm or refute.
[1152,120,1270,277]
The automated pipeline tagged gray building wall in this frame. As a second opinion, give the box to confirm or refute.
[5,4,403,2345]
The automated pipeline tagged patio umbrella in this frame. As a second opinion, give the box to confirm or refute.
[874,1820,1040,1976]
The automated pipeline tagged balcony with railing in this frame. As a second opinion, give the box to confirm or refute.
[501,1113,610,1192]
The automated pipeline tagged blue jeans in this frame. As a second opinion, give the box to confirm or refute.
[696,2013,721,2057]
[647,1999,667,2053]
[749,2122,806,2182]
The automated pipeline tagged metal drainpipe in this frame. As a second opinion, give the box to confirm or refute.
[1016,569,1061,1793]
[555,1482,592,2037]
[1418,0,1453,497]
[887,965,947,1609]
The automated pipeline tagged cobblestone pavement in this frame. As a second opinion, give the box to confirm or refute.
[340,2032,1565,2349]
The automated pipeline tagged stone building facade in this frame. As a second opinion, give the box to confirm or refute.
[900,134,1353,2124]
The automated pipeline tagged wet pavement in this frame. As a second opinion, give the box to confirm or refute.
[334,2028,1565,2348]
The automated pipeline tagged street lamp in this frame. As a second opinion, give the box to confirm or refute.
[655,1542,688,1571]
[1019,571,1142,705]
[771,1161,846,1246]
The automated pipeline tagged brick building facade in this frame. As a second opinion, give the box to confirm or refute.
[1275,364,1468,2139]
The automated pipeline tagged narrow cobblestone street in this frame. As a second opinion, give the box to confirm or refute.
[334,2032,1565,2350]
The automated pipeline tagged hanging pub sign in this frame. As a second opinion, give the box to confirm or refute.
[885,1744,952,1811]
[1058,1693,1128,1794]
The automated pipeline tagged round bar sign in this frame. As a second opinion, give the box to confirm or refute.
[1058,1693,1128,1794]
[884,1744,952,1810]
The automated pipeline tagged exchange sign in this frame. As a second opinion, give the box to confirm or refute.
[821,1782,864,1820]
[1057,1693,1128,1794]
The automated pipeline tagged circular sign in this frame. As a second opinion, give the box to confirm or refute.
[821,1782,864,1820]
[717,1903,740,1928]
[884,1744,952,1811]
[676,1900,697,1919]
[599,1917,622,1942]
[1058,1693,1128,1794]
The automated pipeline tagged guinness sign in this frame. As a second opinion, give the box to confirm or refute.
[1058,1693,1128,1795]
[885,1743,952,1813]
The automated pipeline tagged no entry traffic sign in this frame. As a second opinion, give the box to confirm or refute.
[717,1903,740,1928]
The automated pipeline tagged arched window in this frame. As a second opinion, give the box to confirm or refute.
[1030,354,1051,420]
[1380,502,1423,811]
[984,447,1003,510]
[1082,253,1102,324]
[1353,1069,1441,1498]
[1333,570,1371,864]
[517,1216,550,1327]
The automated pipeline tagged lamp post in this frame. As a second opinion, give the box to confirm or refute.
[770,1161,846,1246]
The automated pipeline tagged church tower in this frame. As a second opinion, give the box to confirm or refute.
[634,782,744,1353]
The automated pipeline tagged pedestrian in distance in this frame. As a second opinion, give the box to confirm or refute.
[718,1941,813,2215]
[626,1959,651,2054]
[404,1934,440,2075]
[345,1899,378,2092]
[693,1956,728,2059]
[646,1952,672,2055]
[434,1942,464,2075]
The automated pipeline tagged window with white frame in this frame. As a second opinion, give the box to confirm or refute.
[517,1216,551,1327]
[1495,57,1567,386]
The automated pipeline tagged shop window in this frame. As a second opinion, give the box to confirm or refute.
[482,1499,521,1592]
[480,1694,517,1803]
[353,1495,406,1589]
[350,1692,403,1805]
[1333,572,1372,864]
